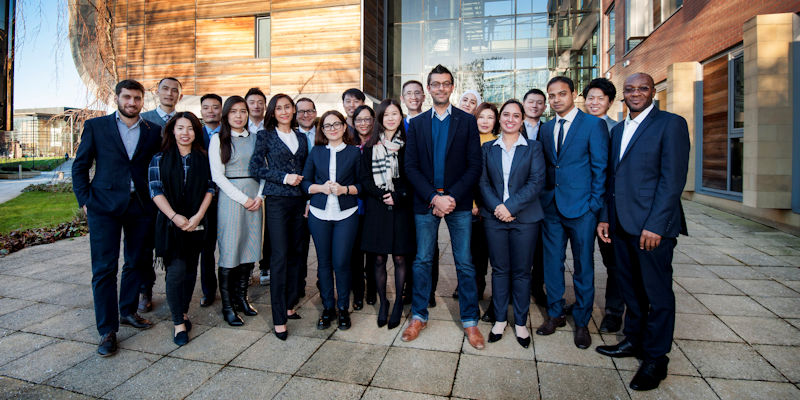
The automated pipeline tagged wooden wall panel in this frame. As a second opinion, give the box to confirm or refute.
[196,17,256,61]
[271,5,360,57]
[145,0,196,24]
[271,0,357,11]
[271,69,359,94]
[270,53,359,74]
[702,56,728,190]
[127,25,144,67]
[144,20,196,65]
[197,60,269,77]
[196,0,270,19]
[143,63,196,79]
[362,0,384,99]
[114,0,128,28]
[196,75,270,96]
[113,28,128,70]
[127,0,145,25]
[142,77,197,95]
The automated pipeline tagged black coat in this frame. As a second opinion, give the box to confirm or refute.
[359,145,416,255]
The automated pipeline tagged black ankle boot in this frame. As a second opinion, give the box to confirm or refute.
[218,267,243,326]
[338,308,351,330]
[234,264,258,316]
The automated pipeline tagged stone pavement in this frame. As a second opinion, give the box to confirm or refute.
[0,200,798,399]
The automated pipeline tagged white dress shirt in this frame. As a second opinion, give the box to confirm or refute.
[620,102,655,160]
[523,119,541,140]
[248,118,265,135]
[493,134,529,202]
[553,106,579,148]
[309,143,358,221]
[276,128,300,184]
[208,128,265,205]
[155,106,174,123]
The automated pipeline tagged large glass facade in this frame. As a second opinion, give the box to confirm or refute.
[388,0,600,106]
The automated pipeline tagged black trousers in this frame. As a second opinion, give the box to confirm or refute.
[598,236,624,317]
[612,226,677,360]
[87,194,154,335]
[471,217,489,298]
[165,252,200,325]
[265,196,305,326]
[485,218,538,325]
[350,215,376,302]
[530,228,545,296]
[296,216,311,300]
[199,198,218,299]
[259,200,273,273]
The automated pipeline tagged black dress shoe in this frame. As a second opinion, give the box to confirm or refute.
[286,313,302,320]
[338,309,351,330]
[574,326,591,349]
[200,296,214,308]
[488,331,503,343]
[516,335,531,348]
[274,329,288,341]
[120,313,153,329]
[599,314,622,333]
[596,339,640,358]
[630,357,669,391]
[173,330,189,346]
[97,332,117,357]
[535,315,566,335]
[451,290,459,299]
[563,302,575,315]
[138,289,153,313]
[184,319,192,332]
[428,297,436,308]
[366,293,377,305]
[353,300,363,311]
[317,308,335,330]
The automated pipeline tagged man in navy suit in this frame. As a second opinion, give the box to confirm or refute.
[535,76,609,350]
[596,73,690,391]
[198,93,223,307]
[72,80,163,356]
[402,64,485,350]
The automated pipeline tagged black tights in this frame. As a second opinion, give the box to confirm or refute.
[373,253,408,320]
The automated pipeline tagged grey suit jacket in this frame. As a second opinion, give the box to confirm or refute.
[602,115,618,135]
[140,109,167,129]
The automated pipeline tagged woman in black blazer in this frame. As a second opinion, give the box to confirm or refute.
[301,110,362,330]
[249,93,308,341]
[359,99,415,329]
[479,99,545,348]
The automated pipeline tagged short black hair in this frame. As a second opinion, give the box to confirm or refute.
[522,88,546,102]
[342,88,365,102]
[296,97,316,108]
[401,80,424,93]
[581,78,617,102]
[158,77,182,89]
[115,79,145,96]
[546,76,575,92]
[427,64,454,86]
[200,93,222,104]
[245,87,267,102]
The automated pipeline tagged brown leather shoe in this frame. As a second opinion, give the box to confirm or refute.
[464,326,485,350]
[401,319,427,342]
[535,315,566,335]
[574,326,591,349]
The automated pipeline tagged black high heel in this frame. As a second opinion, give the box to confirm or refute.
[377,301,389,328]
[274,328,288,341]
[387,300,403,330]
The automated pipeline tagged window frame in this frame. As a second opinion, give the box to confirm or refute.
[255,15,271,59]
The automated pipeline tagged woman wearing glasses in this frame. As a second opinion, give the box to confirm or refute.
[302,111,362,330]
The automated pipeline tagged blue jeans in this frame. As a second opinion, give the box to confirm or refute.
[411,210,478,328]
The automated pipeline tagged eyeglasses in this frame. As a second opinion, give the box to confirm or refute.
[322,121,344,131]
[355,117,373,125]
[623,86,652,94]
[429,82,453,90]
[297,109,316,115]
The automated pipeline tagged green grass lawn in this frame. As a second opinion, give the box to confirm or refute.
[0,191,79,234]
[0,157,67,172]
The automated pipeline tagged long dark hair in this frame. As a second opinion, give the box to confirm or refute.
[161,112,206,154]
[219,95,248,164]
[315,110,355,146]
[265,93,298,131]
[352,104,375,145]
[498,99,525,135]
[366,99,405,147]
[474,102,500,135]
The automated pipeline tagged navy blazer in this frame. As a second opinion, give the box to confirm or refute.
[539,109,609,219]
[249,128,309,197]
[600,107,690,238]
[72,113,162,216]
[479,138,546,224]
[404,106,482,214]
[301,145,362,210]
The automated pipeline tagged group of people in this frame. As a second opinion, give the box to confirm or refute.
[72,63,689,392]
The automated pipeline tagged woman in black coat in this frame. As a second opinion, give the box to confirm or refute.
[359,99,415,329]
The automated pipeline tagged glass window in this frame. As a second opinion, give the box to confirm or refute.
[515,69,550,98]
[607,6,616,67]
[732,54,743,129]
[424,20,460,71]
[390,0,423,22]
[426,0,458,20]
[256,16,270,59]
[460,70,514,104]
[625,0,652,51]
[389,23,423,76]
[462,0,513,18]
[517,0,548,14]
[462,17,515,71]
[516,15,549,69]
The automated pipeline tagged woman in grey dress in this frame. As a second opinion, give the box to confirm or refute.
[208,96,264,326]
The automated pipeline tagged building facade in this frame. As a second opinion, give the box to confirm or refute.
[0,108,102,159]
[600,0,800,230]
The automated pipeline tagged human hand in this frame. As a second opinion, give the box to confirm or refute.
[597,222,611,243]
[304,203,309,218]
[172,214,190,230]
[382,193,394,206]
[184,215,201,231]
[639,229,661,251]
[472,206,479,216]
[494,204,513,222]
[286,174,303,186]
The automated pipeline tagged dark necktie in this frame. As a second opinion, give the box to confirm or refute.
[556,119,566,156]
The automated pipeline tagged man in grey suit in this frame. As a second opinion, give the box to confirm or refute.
[582,77,623,333]
[140,77,183,128]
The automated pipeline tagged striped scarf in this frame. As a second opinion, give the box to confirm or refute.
[371,133,404,192]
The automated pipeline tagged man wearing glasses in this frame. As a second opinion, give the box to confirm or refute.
[402,64,485,350]
[295,98,317,297]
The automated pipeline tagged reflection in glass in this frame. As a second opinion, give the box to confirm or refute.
[733,55,743,129]
[460,70,514,105]
[730,137,742,193]
[424,20,459,71]
[515,70,550,97]
[462,17,515,71]
[517,0,549,14]
[391,0,423,22]
[462,0,514,18]
[426,0,458,20]
[389,23,423,76]
[516,15,549,69]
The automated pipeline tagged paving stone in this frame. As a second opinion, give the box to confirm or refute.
[678,246,742,265]
[788,319,800,330]
[452,354,538,400]
[297,340,388,385]
[0,340,94,383]
[677,340,785,381]
[105,356,221,400]
[371,347,458,396]
[706,378,800,400]
[22,307,95,339]
[675,293,712,314]
[753,296,800,318]
[11,384,96,399]
[618,371,718,399]
[423,296,464,322]
[231,333,323,374]
[22,282,93,308]
[719,316,800,346]
[170,326,262,364]
[774,255,800,267]
[331,312,404,346]
[120,320,212,355]
[392,318,465,353]
[533,330,613,368]
[47,349,157,397]
[673,264,718,278]
[0,298,34,316]
[0,376,34,399]
[755,266,800,281]
[673,313,742,342]
[611,343,700,377]
[274,376,365,400]
[0,303,70,330]
[460,322,535,360]
[68,324,140,345]
[0,276,48,297]
[0,332,56,366]
[361,387,447,400]
[706,265,767,279]
[674,277,743,295]
[186,367,290,400]
[754,344,800,383]
[694,294,771,316]
[725,279,798,297]
[537,362,627,400]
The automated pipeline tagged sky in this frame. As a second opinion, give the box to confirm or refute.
[14,2,91,110]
